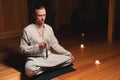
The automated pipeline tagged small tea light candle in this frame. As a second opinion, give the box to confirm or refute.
[82,33,85,37]
[80,44,85,48]
[95,60,101,65]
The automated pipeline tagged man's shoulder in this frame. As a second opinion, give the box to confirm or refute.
[44,23,53,30]
[44,23,51,27]
[24,23,35,30]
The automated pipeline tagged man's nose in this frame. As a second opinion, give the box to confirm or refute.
[41,16,44,19]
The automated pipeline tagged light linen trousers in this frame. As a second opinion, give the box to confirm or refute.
[20,23,72,77]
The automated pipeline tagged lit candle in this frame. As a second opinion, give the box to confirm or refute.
[80,44,85,48]
[82,33,84,37]
[95,60,101,65]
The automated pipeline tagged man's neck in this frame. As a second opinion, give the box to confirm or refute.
[36,23,44,28]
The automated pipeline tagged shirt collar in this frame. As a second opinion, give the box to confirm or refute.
[35,24,45,29]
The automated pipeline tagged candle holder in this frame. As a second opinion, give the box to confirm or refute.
[80,33,85,49]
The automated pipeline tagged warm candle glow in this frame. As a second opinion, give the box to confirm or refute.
[80,44,85,48]
[95,60,101,65]
[82,33,84,37]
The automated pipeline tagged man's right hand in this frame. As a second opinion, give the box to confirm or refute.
[39,42,46,48]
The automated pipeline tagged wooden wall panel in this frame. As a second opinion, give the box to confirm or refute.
[0,1,4,32]
[0,0,28,39]
[108,0,116,42]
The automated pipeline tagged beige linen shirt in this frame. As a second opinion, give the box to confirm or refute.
[20,23,71,57]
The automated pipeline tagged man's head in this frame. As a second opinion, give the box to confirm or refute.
[33,3,46,25]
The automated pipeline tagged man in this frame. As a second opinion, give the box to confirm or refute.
[20,3,74,78]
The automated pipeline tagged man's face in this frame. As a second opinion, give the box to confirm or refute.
[34,8,46,25]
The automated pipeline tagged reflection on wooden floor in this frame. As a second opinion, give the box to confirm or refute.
[0,35,120,80]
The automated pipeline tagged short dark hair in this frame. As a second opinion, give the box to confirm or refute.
[32,2,46,14]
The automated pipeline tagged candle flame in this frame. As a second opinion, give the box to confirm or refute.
[80,44,85,48]
[95,60,101,65]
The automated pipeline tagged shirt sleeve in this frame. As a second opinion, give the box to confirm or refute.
[20,30,40,55]
[50,28,71,55]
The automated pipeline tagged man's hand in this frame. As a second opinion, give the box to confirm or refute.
[68,54,74,63]
[39,42,46,48]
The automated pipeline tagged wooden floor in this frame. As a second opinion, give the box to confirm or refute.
[0,34,120,80]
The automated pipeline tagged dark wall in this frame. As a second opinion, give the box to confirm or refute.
[114,0,120,41]
[28,0,109,35]
[70,0,108,34]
